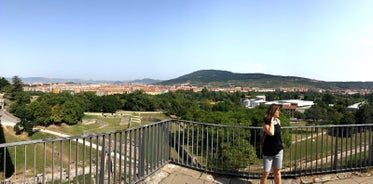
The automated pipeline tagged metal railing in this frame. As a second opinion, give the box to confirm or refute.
[170,120,373,178]
[0,120,372,183]
[0,120,171,183]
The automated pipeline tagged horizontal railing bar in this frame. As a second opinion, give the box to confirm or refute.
[283,123,373,129]
[175,119,262,129]
[171,119,372,129]
[3,120,369,148]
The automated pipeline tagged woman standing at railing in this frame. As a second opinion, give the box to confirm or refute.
[261,104,283,184]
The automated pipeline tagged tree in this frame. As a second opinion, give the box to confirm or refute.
[51,104,63,124]
[100,95,122,113]
[36,91,71,108]
[11,76,23,97]
[366,94,373,103]
[184,105,203,121]
[13,124,22,135]
[304,105,327,122]
[11,104,33,121]
[159,91,189,117]
[212,100,233,112]
[355,103,373,124]
[340,112,356,125]
[322,93,336,105]
[294,111,305,119]
[326,107,343,124]
[9,92,31,110]
[121,90,158,111]
[22,120,36,135]
[75,92,97,112]
[220,138,257,169]
[303,92,321,101]
[0,77,10,91]
[335,112,356,137]
[201,87,209,98]
[28,101,52,126]
[248,104,268,126]
[61,100,84,125]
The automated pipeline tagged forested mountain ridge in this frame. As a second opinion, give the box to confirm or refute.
[158,70,373,90]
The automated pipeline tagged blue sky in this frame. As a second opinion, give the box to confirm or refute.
[1,0,372,82]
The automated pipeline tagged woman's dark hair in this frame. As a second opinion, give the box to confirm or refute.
[263,104,280,125]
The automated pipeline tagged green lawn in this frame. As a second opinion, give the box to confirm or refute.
[45,111,169,136]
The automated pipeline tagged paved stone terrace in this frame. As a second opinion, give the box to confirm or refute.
[141,164,373,184]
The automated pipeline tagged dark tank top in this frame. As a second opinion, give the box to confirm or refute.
[262,123,283,156]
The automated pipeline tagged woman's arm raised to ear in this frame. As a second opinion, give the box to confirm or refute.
[262,118,275,136]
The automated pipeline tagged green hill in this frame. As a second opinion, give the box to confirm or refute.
[158,70,373,90]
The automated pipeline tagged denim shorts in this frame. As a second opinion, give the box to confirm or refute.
[263,149,283,172]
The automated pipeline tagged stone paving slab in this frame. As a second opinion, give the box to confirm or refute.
[141,164,373,184]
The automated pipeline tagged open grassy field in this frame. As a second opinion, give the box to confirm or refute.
[45,111,169,137]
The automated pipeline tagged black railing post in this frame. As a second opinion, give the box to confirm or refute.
[139,127,145,179]
[333,128,339,171]
[99,135,106,184]
[370,126,373,166]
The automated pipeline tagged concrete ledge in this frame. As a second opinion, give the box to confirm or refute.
[140,164,373,184]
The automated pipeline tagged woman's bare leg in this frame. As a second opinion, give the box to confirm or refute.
[273,169,281,184]
[260,171,270,184]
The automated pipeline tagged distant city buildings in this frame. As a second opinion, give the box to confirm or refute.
[22,82,373,96]
[242,95,315,117]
